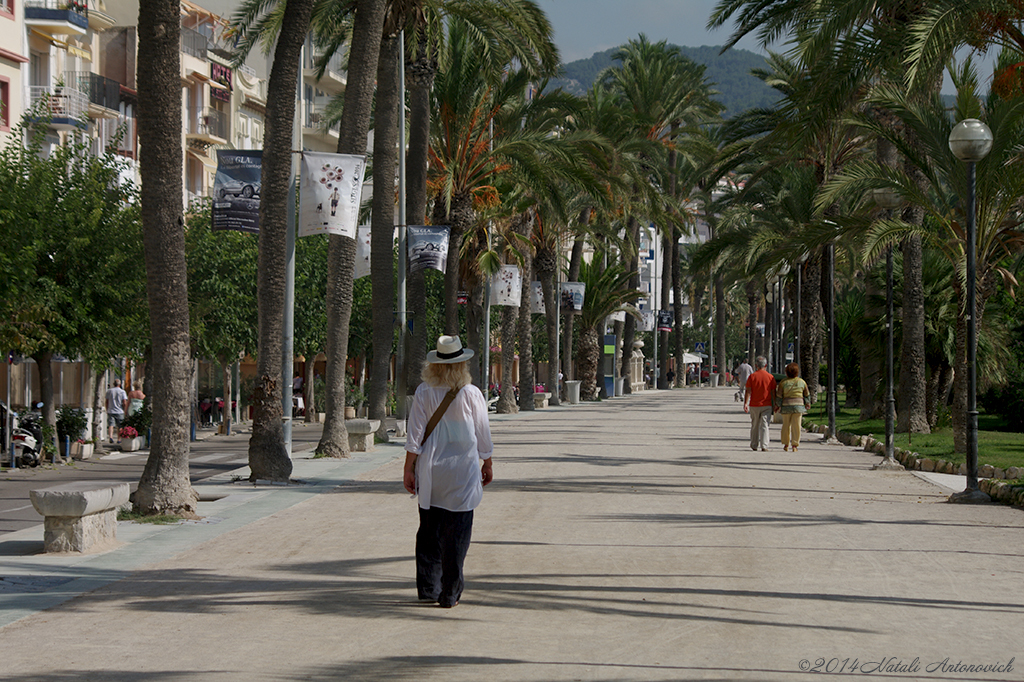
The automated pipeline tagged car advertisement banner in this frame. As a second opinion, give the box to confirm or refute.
[408,225,450,274]
[299,152,366,238]
[212,150,262,233]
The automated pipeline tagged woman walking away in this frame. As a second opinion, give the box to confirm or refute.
[776,363,810,451]
[404,335,494,608]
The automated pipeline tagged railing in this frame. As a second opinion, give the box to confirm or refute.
[26,85,89,126]
[189,107,228,140]
[67,71,120,111]
[306,50,345,76]
[181,26,208,60]
[118,115,135,157]
[24,0,88,28]
[305,101,338,134]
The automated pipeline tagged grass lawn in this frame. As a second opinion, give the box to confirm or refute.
[805,395,1024,472]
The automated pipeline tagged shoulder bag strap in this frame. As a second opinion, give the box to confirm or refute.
[421,388,459,444]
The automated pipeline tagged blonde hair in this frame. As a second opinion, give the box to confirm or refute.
[422,360,472,390]
[133,380,143,391]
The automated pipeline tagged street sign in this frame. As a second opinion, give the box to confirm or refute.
[694,342,705,353]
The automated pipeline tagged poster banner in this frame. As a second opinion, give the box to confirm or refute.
[212,150,262,233]
[299,152,366,238]
[640,310,656,332]
[408,225,450,274]
[657,309,674,332]
[560,282,585,313]
[530,281,545,314]
[609,310,626,323]
[489,265,522,306]
[354,226,371,279]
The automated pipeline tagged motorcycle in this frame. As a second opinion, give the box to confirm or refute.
[4,403,43,467]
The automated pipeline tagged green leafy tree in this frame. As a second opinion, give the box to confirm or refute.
[0,115,145,455]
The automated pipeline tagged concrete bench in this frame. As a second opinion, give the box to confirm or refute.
[347,418,381,452]
[533,392,551,409]
[29,481,130,553]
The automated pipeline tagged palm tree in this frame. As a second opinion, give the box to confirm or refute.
[133,0,195,514]
[575,259,643,400]
[817,63,1024,453]
[599,35,722,393]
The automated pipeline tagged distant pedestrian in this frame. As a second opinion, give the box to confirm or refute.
[666,368,675,386]
[127,380,145,417]
[735,360,754,402]
[404,335,494,608]
[743,356,776,451]
[776,363,810,451]
[105,379,128,443]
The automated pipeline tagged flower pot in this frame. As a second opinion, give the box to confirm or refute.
[70,442,94,460]
[344,406,356,420]
[120,436,145,452]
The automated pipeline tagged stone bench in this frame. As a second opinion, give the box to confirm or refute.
[533,392,552,409]
[29,481,130,553]
[347,418,381,452]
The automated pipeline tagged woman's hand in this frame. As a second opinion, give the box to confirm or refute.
[481,458,493,486]
[403,452,417,495]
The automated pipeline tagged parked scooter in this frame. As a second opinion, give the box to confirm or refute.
[10,404,43,467]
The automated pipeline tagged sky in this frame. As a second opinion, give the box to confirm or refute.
[533,0,991,94]
[534,0,770,63]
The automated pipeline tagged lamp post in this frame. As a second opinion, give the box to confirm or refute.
[764,287,775,371]
[948,119,993,503]
[824,236,838,443]
[871,188,903,470]
[794,252,808,368]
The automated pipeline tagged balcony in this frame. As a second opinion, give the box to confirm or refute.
[186,107,228,146]
[24,0,88,36]
[303,50,346,94]
[26,85,88,130]
[181,26,208,61]
[67,71,121,116]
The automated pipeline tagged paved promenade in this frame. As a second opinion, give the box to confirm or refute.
[0,387,1021,681]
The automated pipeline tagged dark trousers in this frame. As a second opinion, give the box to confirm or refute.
[416,506,474,607]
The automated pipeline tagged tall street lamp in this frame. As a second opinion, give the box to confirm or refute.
[948,119,993,503]
[871,188,903,470]
[794,252,809,369]
[777,263,790,370]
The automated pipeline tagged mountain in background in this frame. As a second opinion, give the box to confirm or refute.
[547,45,780,118]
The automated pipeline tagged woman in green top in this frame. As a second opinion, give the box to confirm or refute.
[775,363,810,451]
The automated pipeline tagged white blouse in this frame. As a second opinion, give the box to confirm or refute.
[405,382,493,512]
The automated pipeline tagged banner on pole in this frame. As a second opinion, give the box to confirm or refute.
[530,281,545,314]
[640,310,656,332]
[212,150,262,233]
[298,152,366,238]
[657,309,674,332]
[560,282,585,313]
[408,225,450,274]
[354,226,371,279]
[489,265,521,306]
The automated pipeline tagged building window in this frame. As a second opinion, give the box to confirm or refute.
[0,77,10,131]
[1,0,13,19]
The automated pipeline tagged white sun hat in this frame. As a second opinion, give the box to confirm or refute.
[426,335,475,364]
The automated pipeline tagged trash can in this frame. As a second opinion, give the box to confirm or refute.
[710,373,720,387]
[614,377,625,396]
[565,380,581,404]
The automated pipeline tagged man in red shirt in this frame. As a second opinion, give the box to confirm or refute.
[743,356,776,451]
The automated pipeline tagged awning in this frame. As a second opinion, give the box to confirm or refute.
[187,149,218,172]
[188,70,229,90]
[682,352,703,365]
[66,43,91,60]
[31,28,69,50]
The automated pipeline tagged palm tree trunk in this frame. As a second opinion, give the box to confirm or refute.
[32,351,57,459]
[496,302,518,413]
[367,33,400,441]
[619,215,640,392]
[248,0,314,480]
[897,234,930,433]
[745,279,757,362]
[437,192,473,335]
[659,230,671,388]
[403,39,435,396]
[561,232,586,383]
[800,250,823,403]
[671,229,684,385]
[536,244,560,405]
[518,257,535,410]
[303,353,316,423]
[318,0,387,458]
[859,265,883,420]
[134,0,194,514]
[715,274,726,376]
[578,326,600,400]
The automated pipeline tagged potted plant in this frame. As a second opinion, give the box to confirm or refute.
[56,406,88,458]
[71,438,95,460]
[119,425,144,451]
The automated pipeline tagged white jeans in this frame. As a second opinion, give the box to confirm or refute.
[749,406,772,450]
